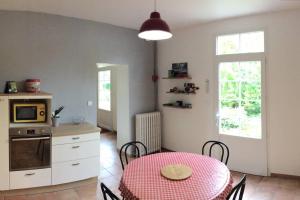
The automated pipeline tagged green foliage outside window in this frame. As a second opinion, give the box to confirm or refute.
[219,62,261,134]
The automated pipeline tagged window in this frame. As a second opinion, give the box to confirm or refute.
[98,70,111,111]
[219,61,262,139]
[216,31,264,55]
[216,31,264,139]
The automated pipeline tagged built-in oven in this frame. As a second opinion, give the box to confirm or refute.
[9,127,52,171]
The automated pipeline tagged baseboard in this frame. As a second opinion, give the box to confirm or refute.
[161,147,175,152]
[271,173,300,179]
[97,123,113,131]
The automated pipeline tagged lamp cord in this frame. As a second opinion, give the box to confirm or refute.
[154,0,157,11]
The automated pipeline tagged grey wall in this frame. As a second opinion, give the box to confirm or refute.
[0,11,155,130]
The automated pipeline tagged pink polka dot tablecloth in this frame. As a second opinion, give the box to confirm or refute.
[119,152,233,200]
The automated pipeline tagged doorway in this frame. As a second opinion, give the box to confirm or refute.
[97,68,117,133]
[97,63,130,150]
[214,31,268,176]
[216,60,267,176]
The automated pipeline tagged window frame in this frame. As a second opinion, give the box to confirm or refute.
[216,31,265,55]
[213,30,267,140]
[98,69,112,111]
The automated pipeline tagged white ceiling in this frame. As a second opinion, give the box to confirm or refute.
[0,0,300,30]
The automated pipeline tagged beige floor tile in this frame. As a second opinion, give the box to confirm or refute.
[99,168,112,179]
[4,195,29,200]
[75,183,102,200]
[53,189,80,200]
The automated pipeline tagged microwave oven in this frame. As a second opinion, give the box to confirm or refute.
[11,102,47,123]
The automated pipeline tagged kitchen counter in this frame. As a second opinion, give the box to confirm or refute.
[52,122,101,137]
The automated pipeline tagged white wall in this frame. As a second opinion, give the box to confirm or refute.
[116,65,131,149]
[97,67,117,131]
[158,9,300,176]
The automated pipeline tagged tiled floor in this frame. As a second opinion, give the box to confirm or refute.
[2,132,300,200]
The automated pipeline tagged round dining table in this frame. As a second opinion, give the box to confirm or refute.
[119,152,233,200]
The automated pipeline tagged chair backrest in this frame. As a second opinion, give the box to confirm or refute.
[119,141,148,170]
[226,175,247,200]
[202,140,230,165]
[100,183,120,200]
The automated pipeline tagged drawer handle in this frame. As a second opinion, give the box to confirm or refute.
[72,137,80,140]
[25,173,35,176]
[72,163,80,166]
[72,146,80,149]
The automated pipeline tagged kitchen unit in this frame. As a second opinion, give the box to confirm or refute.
[0,92,100,191]
[52,123,100,185]
[9,126,52,189]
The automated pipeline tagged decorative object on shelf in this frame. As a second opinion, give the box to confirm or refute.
[4,81,18,93]
[166,62,189,78]
[167,83,199,94]
[168,70,175,78]
[172,62,188,77]
[52,106,64,127]
[138,0,172,41]
[184,83,199,93]
[25,79,41,93]
[169,87,179,93]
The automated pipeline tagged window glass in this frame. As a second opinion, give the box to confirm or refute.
[98,70,111,111]
[218,61,262,139]
[217,31,264,55]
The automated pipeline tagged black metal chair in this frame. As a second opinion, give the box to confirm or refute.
[226,175,247,200]
[100,183,120,200]
[119,141,147,170]
[202,140,229,165]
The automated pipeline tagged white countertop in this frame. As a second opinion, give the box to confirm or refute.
[52,122,101,137]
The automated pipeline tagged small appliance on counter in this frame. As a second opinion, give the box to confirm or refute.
[11,100,47,123]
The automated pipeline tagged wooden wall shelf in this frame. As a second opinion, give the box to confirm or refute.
[166,92,196,95]
[162,77,192,80]
[163,105,192,109]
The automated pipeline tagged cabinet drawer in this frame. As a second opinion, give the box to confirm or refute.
[10,168,51,189]
[52,140,100,163]
[52,132,100,145]
[52,157,99,185]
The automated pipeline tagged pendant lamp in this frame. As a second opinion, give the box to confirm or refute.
[138,0,172,40]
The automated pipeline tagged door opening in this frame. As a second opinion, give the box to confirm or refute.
[97,63,130,150]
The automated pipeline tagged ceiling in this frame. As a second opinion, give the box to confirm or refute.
[0,0,300,30]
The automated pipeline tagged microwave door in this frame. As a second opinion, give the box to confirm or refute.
[15,106,37,122]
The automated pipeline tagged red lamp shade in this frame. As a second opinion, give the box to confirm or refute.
[138,12,172,41]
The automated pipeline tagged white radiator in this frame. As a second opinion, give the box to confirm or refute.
[136,112,161,154]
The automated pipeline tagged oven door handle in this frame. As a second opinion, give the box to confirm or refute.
[11,137,50,142]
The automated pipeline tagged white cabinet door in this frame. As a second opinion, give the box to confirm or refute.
[10,168,51,190]
[52,132,100,145]
[52,157,99,185]
[52,140,100,163]
[0,97,9,190]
